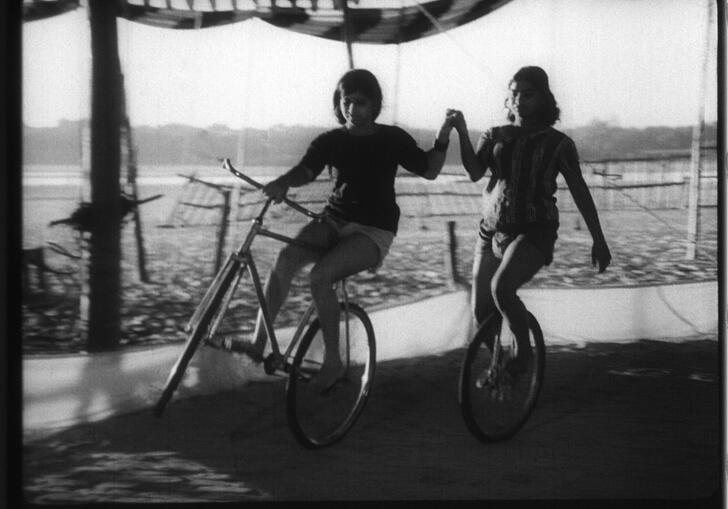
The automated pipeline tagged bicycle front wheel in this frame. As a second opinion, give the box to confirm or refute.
[459,311,545,442]
[286,302,375,449]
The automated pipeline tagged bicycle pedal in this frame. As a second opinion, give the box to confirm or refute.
[475,367,497,389]
[319,377,347,397]
[263,353,282,375]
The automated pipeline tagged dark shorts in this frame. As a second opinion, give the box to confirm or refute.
[479,223,558,266]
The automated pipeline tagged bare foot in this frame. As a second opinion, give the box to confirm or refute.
[504,348,533,383]
[307,361,346,396]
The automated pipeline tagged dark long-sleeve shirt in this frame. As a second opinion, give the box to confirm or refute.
[299,125,430,234]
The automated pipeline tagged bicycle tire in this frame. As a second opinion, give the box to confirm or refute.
[286,302,375,448]
[153,258,242,417]
[458,311,545,442]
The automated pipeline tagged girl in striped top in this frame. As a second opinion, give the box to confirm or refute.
[447,66,611,377]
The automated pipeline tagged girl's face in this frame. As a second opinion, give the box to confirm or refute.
[507,80,545,124]
[339,90,376,129]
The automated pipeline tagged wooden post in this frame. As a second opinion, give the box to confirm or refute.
[229,184,242,250]
[658,161,666,208]
[118,73,150,282]
[122,114,150,283]
[214,189,232,275]
[444,221,460,289]
[77,231,90,341]
[420,186,431,231]
[86,0,123,351]
[129,150,150,282]
[686,0,713,260]
[78,123,91,339]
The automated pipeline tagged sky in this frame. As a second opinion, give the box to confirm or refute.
[22,0,718,131]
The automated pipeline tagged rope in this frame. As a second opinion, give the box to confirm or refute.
[600,177,717,264]
[408,0,501,89]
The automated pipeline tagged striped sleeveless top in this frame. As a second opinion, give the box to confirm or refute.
[476,124,580,235]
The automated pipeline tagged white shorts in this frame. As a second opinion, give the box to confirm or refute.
[324,215,395,268]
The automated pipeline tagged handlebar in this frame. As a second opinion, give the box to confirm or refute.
[222,158,324,220]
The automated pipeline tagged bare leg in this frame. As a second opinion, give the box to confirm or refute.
[307,233,379,391]
[490,234,544,361]
[471,236,501,327]
[248,220,334,356]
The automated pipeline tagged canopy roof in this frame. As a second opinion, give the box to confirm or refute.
[23,0,512,43]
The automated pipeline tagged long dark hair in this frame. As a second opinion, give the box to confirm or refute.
[506,66,560,126]
[332,69,383,124]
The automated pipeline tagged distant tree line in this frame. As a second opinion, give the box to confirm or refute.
[23,119,717,167]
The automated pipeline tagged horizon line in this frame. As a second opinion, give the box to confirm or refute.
[22,118,721,133]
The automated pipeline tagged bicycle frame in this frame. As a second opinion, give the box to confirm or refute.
[187,158,354,375]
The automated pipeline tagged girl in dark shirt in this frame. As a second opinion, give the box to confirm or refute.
[237,69,453,392]
[447,66,611,378]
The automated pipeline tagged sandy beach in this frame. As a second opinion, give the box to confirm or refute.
[21,176,719,355]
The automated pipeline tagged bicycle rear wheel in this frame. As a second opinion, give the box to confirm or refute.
[153,256,243,417]
[286,302,375,448]
[459,311,545,442]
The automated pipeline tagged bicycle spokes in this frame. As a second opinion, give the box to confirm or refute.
[459,312,545,442]
[286,303,375,448]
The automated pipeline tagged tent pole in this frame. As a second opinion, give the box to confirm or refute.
[717,0,726,324]
[392,0,405,125]
[685,0,713,260]
[342,0,354,68]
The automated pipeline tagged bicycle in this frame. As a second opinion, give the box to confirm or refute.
[153,158,376,449]
[458,310,545,442]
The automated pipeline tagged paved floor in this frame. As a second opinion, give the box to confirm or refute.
[21,338,721,503]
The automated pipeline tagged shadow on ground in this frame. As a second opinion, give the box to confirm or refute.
[22,339,720,502]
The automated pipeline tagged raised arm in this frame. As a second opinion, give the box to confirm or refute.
[558,138,611,272]
[420,119,454,180]
[447,109,487,182]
